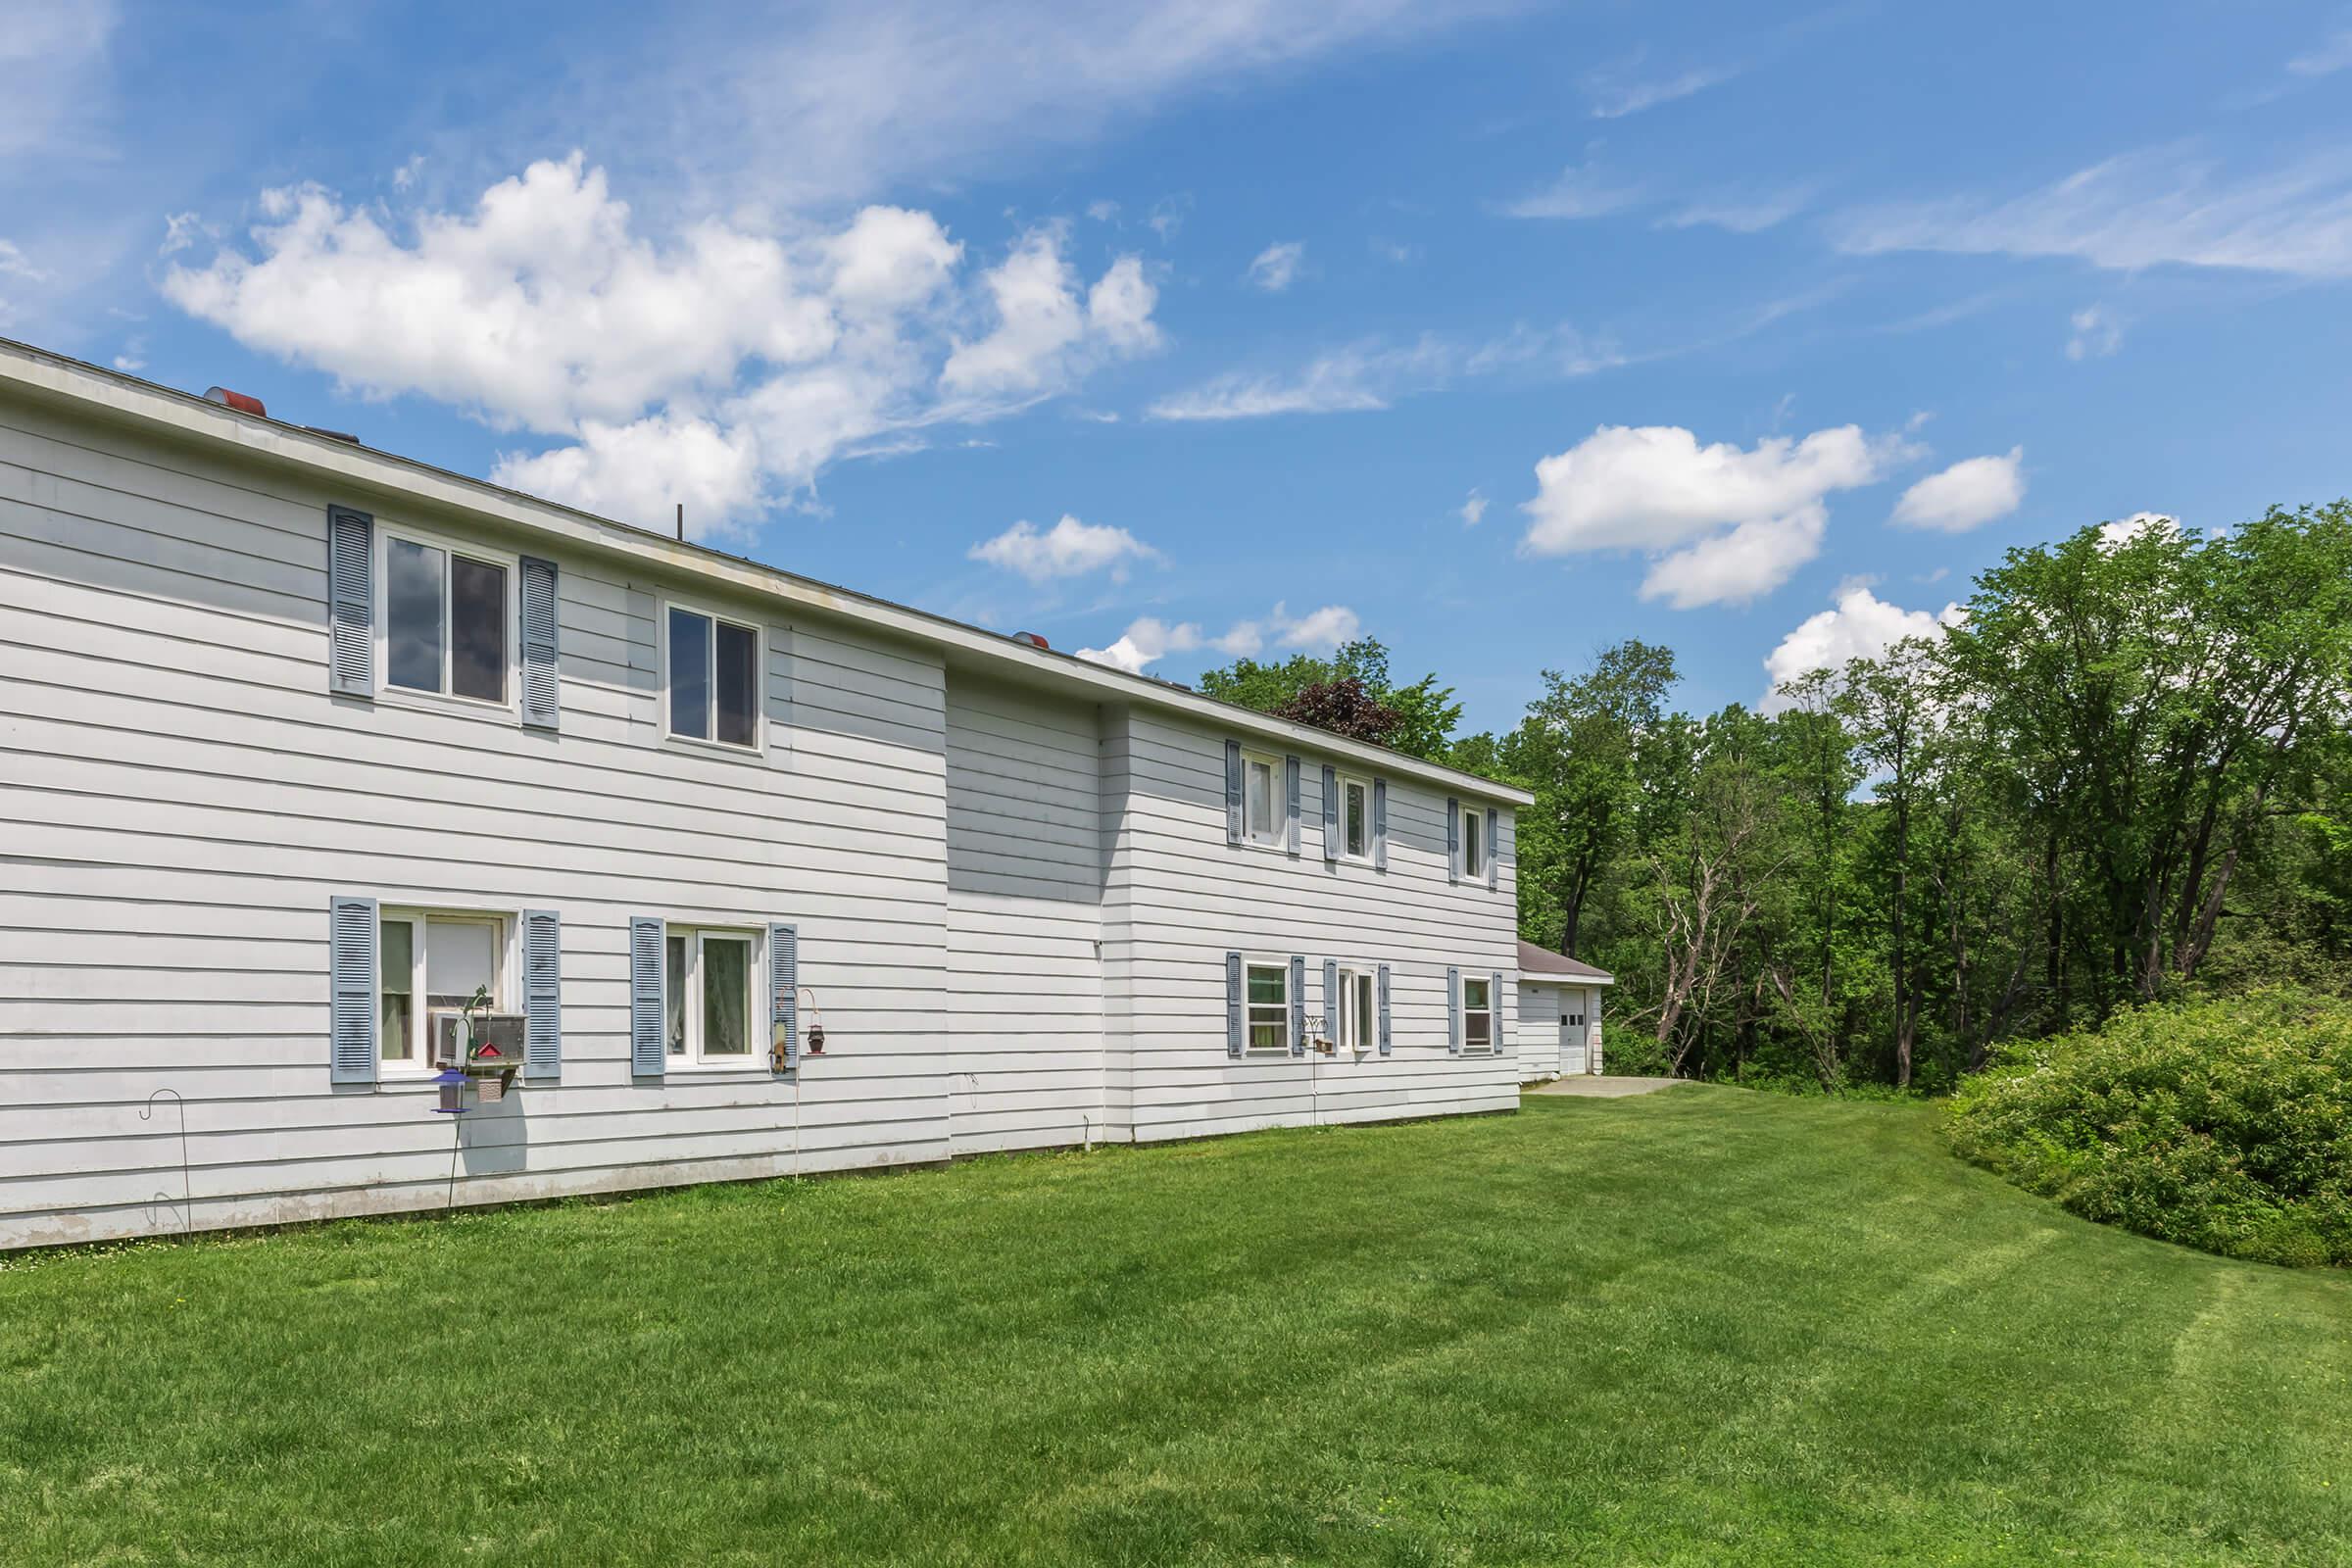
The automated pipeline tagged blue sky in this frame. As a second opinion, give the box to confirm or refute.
[7,2,2351,734]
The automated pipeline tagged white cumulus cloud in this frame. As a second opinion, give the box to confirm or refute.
[969,514,1162,582]
[1520,422,1918,608]
[163,156,1158,538]
[1247,240,1305,292]
[1077,602,1359,674]
[1890,448,2026,532]
[1459,488,1488,526]
[2097,511,2180,551]
[1759,581,1964,713]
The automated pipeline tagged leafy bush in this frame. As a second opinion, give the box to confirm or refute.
[1944,991,2352,1267]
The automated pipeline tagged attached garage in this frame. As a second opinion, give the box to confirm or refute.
[1514,939,1614,1083]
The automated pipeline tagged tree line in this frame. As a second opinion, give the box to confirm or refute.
[1197,505,2352,1090]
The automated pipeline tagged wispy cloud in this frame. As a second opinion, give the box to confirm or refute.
[1246,240,1305,292]
[2066,304,2123,360]
[1077,601,1359,674]
[2287,25,2352,78]
[1829,144,2352,279]
[1501,160,1811,232]
[970,514,1162,582]
[1498,161,1645,220]
[1583,58,1743,120]
[1147,323,1625,422]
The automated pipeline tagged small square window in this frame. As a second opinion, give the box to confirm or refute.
[374,909,507,1072]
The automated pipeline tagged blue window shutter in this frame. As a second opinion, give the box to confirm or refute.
[1289,955,1306,1056]
[1284,756,1301,857]
[1446,799,1461,885]
[1224,741,1244,845]
[1493,971,1506,1056]
[1225,952,1244,1057]
[1323,958,1339,1046]
[1372,779,1389,871]
[328,895,377,1084]
[1321,763,1339,861]
[1377,964,1392,1054]
[1446,965,1462,1054]
[1486,808,1500,892]
[521,908,562,1079]
[325,506,373,698]
[629,917,665,1078]
[519,556,561,730]
[770,922,799,1074]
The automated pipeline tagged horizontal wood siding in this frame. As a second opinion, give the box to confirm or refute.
[943,673,1104,1154]
[1109,709,1518,1143]
[0,401,952,1248]
[0,388,1524,1249]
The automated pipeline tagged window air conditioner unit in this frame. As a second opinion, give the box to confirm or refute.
[429,1009,527,1070]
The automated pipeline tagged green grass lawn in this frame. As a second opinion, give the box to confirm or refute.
[6,1090,2349,1567]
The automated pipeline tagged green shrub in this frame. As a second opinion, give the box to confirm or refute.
[1943,991,2352,1267]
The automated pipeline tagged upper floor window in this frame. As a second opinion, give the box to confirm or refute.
[666,605,760,750]
[1340,775,1370,860]
[1462,973,1494,1053]
[385,532,508,705]
[1462,807,1485,880]
[1242,750,1282,846]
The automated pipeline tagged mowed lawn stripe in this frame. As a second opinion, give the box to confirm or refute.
[4,1089,2348,1566]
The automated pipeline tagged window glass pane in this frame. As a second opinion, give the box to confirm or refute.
[665,934,687,1056]
[1355,974,1374,1046]
[668,608,710,739]
[426,920,496,1007]
[1245,760,1273,839]
[703,938,750,1056]
[1464,812,1482,873]
[450,555,507,703]
[379,920,413,1061]
[1247,965,1286,1005]
[1464,977,1490,1009]
[386,537,444,692]
[714,619,758,748]
[1467,1013,1493,1049]
[1345,783,1367,857]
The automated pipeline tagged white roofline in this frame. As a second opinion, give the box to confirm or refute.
[1517,970,1615,987]
[0,337,1532,807]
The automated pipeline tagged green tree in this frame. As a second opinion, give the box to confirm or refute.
[1197,637,1463,763]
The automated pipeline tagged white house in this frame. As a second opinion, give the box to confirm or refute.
[1514,939,1613,1081]
[0,340,1534,1250]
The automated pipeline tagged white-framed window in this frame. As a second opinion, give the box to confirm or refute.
[662,602,762,751]
[1340,775,1371,861]
[1338,964,1376,1052]
[1245,959,1290,1052]
[377,908,509,1073]
[379,525,516,709]
[1461,808,1485,881]
[664,924,759,1066]
[1241,750,1283,847]
[1461,972,1494,1054]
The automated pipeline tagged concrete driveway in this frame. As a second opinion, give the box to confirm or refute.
[1525,1075,1687,1099]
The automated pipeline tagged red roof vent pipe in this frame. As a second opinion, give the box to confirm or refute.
[205,386,268,417]
[1011,631,1050,651]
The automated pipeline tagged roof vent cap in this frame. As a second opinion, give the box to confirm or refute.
[1011,631,1051,651]
[204,386,267,417]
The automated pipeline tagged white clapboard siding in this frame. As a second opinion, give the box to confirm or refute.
[942,674,1106,1154]
[0,373,1527,1250]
